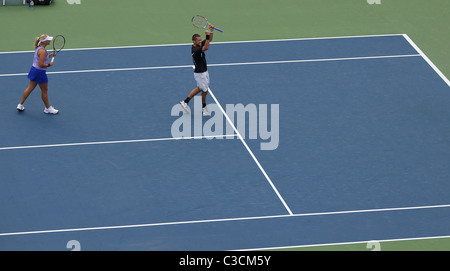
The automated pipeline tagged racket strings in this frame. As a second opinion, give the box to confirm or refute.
[53,36,65,51]
[192,16,208,29]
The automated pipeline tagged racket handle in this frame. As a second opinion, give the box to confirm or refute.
[51,57,55,63]
[214,27,223,32]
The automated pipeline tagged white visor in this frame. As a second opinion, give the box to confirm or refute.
[38,36,53,45]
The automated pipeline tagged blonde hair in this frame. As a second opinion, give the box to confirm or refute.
[34,34,49,49]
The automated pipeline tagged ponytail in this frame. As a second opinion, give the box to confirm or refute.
[34,36,40,49]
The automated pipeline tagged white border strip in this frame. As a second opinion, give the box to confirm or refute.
[402,34,450,87]
[1,203,448,237]
[0,34,404,54]
[0,54,420,77]
[0,134,237,151]
[241,235,450,251]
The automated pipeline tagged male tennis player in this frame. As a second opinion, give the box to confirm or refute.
[17,34,59,114]
[180,24,215,116]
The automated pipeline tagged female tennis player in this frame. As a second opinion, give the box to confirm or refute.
[17,34,59,114]
[180,24,215,116]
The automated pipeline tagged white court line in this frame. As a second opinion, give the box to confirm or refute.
[402,34,450,87]
[0,33,404,54]
[1,203,449,237]
[0,134,237,151]
[208,88,293,216]
[0,54,421,77]
[1,34,447,241]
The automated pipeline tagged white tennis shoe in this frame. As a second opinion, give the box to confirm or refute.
[202,106,211,116]
[17,104,25,111]
[44,106,59,114]
[179,101,191,114]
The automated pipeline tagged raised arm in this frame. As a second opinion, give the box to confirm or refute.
[202,25,215,52]
[202,30,211,52]
[208,24,214,41]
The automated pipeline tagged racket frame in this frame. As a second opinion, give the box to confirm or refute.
[191,15,223,32]
[51,35,66,63]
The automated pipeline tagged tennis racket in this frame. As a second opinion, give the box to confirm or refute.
[191,15,223,32]
[51,35,65,63]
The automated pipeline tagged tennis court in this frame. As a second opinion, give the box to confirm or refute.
[1,32,449,250]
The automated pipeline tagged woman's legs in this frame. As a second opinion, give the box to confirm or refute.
[18,80,58,113]
[19,80,38,105]
[38,82,50,109]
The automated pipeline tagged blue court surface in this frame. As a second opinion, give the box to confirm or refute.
[0,34,449,250]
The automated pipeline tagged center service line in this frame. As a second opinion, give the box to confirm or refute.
[207,88,294,216]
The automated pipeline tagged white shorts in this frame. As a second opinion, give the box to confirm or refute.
[194,71,210,92]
